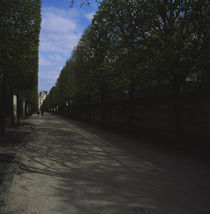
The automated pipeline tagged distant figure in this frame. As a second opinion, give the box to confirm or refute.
[41,109,44,117]
[37,110,40,116]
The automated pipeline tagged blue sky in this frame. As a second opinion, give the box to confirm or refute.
[38,0,98,92]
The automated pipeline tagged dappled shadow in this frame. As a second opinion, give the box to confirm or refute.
[16,114,210,214]
[0,129,27,187]
[0,132,27,146]
[0,153,15,185]
[60,116,210,163]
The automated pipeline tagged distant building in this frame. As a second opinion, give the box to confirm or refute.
[38,91,48,110]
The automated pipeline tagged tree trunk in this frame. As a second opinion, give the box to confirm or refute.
[0,75,6,135]
[173,84,184,142]
[10,94,15,126]
[22,100,25,119]
[67,101,70,118]
[17,95,22,123]
[88,94,92,122]
[11,101,15,126]
[25,100,28,118]
[128,81,135,131]
[101,92,106,128]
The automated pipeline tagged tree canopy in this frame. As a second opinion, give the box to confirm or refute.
[0,0,41,104]
[43,0,209,113]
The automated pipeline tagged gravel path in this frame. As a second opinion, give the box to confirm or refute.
[1,113,210,214]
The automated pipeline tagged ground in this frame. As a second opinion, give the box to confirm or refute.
[1,113,210,214]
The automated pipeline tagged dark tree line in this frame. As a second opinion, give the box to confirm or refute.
[0,0,41,134]
[43,0,209,137]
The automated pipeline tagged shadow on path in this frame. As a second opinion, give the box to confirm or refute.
[3,114,210,214]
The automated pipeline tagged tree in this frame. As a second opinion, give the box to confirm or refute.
[90,0,157,128]
[0,0,41,134]
[45,0,208,137]
[144,0,209,138]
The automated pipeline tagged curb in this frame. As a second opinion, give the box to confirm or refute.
[0,153,19,205]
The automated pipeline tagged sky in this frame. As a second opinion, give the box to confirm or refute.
[38,0,98,92]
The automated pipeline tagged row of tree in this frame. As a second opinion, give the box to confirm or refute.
[0,0,41,134]
[43,0,209,136]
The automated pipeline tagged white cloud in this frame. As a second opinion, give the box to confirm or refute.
[39,55,54,66]
[48,54,63,62]
[39,6,83,91]
[40,32,81,54]
[85,12,95,21]
[39,6,93,91]
[40,7,82,54]
[39,7,83,57]
[42,13,77,33]
[39,70,59,80]
[39,54,64,66]
[42,7,80,19]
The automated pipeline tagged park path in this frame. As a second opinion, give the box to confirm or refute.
[1,113,210,214]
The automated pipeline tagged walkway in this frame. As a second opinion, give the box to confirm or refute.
[1,113,210,214]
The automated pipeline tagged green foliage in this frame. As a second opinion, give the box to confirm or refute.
[0,0,41,105]
[43,0,209,110]
[146,0,209,89]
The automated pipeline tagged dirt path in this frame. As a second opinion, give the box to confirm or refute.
[1,113,210,214]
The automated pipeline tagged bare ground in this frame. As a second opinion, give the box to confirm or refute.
[0,113,210,214]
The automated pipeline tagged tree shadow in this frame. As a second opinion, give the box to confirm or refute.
[16,114,210,214]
